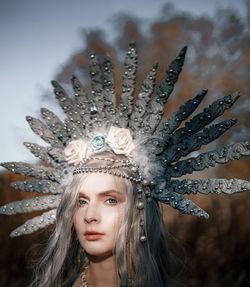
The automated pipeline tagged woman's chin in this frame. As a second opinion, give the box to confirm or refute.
[86,249,114,261]
[81,237,115,257]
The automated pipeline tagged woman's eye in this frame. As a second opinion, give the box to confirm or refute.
[79,199,87,206]
[107,198,118,204]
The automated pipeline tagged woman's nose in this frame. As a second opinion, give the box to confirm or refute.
[84,204,100,224]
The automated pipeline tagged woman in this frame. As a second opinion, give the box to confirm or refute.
[30,153,172,287]
[1,43,249,286]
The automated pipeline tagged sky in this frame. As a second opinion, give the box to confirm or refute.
[0,0,247,170]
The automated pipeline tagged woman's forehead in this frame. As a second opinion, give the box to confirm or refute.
[79,173,125,194]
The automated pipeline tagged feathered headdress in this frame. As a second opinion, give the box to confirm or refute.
[1,42,249,237]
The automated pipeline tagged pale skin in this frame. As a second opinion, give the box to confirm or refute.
[72,173,127,287]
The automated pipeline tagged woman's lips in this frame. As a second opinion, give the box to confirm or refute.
[84,231,104,241]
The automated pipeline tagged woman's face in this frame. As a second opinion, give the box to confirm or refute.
[73,173,127,259]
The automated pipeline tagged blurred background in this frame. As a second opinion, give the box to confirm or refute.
[0,0,249,286]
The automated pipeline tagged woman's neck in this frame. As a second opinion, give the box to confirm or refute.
[87,254,118,287]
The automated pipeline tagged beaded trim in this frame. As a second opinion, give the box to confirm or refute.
[73,157,143,183]
[80,156,133,164]
[80,266,92,287]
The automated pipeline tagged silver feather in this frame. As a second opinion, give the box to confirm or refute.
[52,80,83,139]
[41,108,68,145]
[170,91,240,146]
[161,119,237,167]
[26,116,59,146]
[10,179,63,194]
[129,62,158,133]
[153,190,209,218]
[102,55,117,122]
[117,42,138,127]
[24,142,56,166]
[1,162,61,182]
[10,209,56,238]
[140,46,187,135]
[166,141,250,178]
[72,75,90,127]
[89,52,103,93]
[0,194,61,215]
[156,89,208,139]
[166,178,250,195]
[88,53,106,129]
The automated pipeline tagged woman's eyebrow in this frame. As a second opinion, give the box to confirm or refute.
[78,190,123,198]
[78,192,89,199]
[98,190,123,197]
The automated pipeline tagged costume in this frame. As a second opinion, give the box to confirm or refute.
[0,42,249,238]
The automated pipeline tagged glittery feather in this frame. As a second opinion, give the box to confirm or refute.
[89,53,103,93]
[51,80,83,140]
[1,162,61,182]
[0,195,61,215]
[10,179,63,194]
[88,53,105,128]
[170,91,240,146]
[140,46,187,135]
[9,209,56,238]
[154,190,209,218]
[166,178,250,195]
[24,142,56,166]
[26,116,59,146]
[129,62,158,133]
[165,141,250,178]
[118,42,138,127]
[102,55,116,122]
[41,108,68,145]
[156,89,208,139]
[161,119,237,168]
[71,75,93,132]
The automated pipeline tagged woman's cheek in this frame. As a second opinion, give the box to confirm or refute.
[73,209,84,230]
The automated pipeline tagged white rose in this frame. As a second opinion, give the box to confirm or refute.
[106,126,135,156]
[64,139,91,166]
